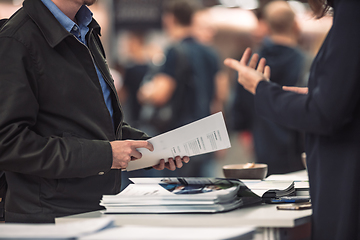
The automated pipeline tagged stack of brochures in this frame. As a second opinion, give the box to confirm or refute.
[101,178,262,214]
[242,180,296,199]
[264,171,310,197]
[242,179,310,204]
[294,181,310,196]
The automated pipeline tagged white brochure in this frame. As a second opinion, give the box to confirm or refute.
[125,112,231,171]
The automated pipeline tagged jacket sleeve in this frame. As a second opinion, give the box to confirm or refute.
[254,0,360,136]
[0,37,112,179]
[231,81,255,132]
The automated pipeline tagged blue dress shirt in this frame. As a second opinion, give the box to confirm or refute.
[41,0,114,120]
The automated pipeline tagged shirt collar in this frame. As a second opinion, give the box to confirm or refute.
[76,5,93,28]
[40,0,93,33]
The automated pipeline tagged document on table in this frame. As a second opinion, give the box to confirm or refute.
[126,112,231,171]
[0,218,114,239]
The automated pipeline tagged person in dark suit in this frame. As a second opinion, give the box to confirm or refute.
[225,0,360,239]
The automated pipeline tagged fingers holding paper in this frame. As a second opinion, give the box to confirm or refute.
[153,156,190,171]
[110,140,154,169]
[224,47,270,94]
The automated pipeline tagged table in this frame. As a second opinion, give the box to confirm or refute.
[57,170,311,240]
[56,203,311,240]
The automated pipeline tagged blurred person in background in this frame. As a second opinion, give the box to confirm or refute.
[191,7,231,165]
[116,31,165,189]
[137,0,220,177]
[225,0,360,238]
[0,0,189,223]
[231,0,310,175]
[192,8,230,118]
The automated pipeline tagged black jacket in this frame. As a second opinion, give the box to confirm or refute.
[0,0,148,223]
[255,0,360,239]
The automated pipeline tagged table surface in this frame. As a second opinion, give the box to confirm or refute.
[56,203,312,228]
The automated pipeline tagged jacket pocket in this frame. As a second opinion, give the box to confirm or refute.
[40,178,66,198]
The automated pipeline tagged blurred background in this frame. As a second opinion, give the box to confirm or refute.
[0,0,332,179]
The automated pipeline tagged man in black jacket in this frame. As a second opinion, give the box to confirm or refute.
[0,0,188,223]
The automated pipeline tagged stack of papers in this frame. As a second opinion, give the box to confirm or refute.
[101,177,261,214]
[241,180,295,199]
[294,181,310,196]
[265,170,310,197]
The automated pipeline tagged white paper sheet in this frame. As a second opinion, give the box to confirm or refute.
[265,170,309,181]
[126,112,231,171]
[0,217,114,239]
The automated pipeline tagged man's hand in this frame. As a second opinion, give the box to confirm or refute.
[224,47,271,94]
[110,140,154,169]
[152,156,190,171]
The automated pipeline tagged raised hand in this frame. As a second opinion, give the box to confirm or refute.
[224,48,270,94]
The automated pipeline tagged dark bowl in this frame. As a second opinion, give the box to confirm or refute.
[222,163,268,180]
